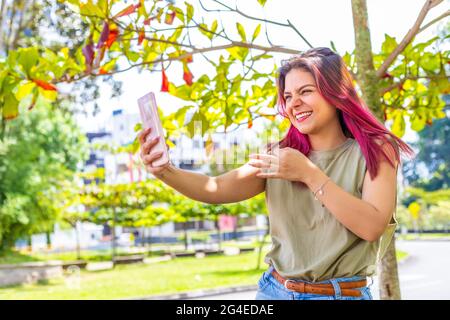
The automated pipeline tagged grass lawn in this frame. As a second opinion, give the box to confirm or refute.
[0,249,269,300]
[0,248,169,265]
[0,239,260,265]
[0,247,410,300]
[397,233,450,241]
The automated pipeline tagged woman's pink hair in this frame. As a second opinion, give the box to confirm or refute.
[273,47,415,180]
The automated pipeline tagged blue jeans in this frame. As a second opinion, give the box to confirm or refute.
[255,265,373,300]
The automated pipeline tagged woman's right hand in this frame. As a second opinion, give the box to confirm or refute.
[138,127,171,178]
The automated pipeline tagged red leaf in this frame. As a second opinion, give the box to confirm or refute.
[248,117,253,129]
[161,67,169,92]
[382,72,393,79]
[97,21,110,49]
[183,64,193,86]
[143,17,152,25]
[82,41,95,69]
[426,119,433,126]
[33,79,57,91]
[138,28,145,45]
[183,53,193,64]
[164,11,176,25]
[105,28,119,48]
[114,4,138,18]
[99,68,108,75]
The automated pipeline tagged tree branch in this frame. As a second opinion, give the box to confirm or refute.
[376,0,444,78]
[108,42,298,76]
[57,41,297,83]
[209,0,313,48]
[418,9,450,33]
[380,74,449,94]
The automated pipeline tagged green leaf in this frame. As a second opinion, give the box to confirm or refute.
[97,0,109,14]
[199,23,215,40]
[252,25,261,42]
[381,34,398,55]
[229,75,242,95]
[186,111,209,138]
[330,40,337,53]
[411,111,426,132]
[125,50,140,62]
[226,47,241,60]
[251,53,272,61]
[211,20,218,35]
[18,47,39,77]
[174,105,193,127]
[15,81,36,100]
[226,47,248,62]
[185,1,194,23]
[168,27,183,43]
[2,93,19,120]
[257,0,268,6]
[174,7,185,24]
[236,22,246,42]
[134,123,142,132]
[38,87,57,101]
[100,58,117,72]
[391,111,405,137]
[169,84,193,101]
[80,0,104,18]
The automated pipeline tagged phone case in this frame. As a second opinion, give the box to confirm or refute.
[137,92,170,167]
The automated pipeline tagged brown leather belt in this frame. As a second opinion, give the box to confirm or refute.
[271,270,366,297]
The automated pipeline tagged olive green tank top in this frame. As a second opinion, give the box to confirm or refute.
[264,137,398,282]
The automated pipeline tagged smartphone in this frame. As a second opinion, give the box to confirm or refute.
[137,92,170,167]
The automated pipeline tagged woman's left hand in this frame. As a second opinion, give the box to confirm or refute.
[248,147,319,182]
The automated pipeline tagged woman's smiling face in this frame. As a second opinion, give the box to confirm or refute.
[284,68,338,135]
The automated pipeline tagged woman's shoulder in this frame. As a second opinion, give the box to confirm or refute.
[374,135,399,166]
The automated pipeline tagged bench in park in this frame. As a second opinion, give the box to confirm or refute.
[112,254,145,265]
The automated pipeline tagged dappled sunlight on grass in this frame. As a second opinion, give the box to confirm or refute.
[0,249,269,300]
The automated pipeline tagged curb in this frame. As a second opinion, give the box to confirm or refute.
[124,284,258,300]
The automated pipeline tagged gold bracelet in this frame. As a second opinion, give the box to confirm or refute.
[313,178,331,207]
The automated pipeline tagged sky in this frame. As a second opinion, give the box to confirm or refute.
[76,0,449,144]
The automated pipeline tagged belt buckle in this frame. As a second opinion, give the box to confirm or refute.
[284,279,294,290]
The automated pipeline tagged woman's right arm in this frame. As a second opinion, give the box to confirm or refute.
[139,128,265,204]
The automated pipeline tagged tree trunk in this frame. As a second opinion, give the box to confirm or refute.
[111,210,117,265]
[45,231,51,250]
[215,220,222,252]
[27,235,32,252]
[141,226,145,248]
[351,0,383,119]
[74,222,81,260]
[183,222,188,251]
[377,237,402,299]
[351,0,401,300]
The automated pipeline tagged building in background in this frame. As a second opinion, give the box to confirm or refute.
[20,109,265,252]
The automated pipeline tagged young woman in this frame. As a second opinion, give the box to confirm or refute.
[138,47,414,300]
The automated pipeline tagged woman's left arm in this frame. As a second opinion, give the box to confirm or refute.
[249,143,398,242]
